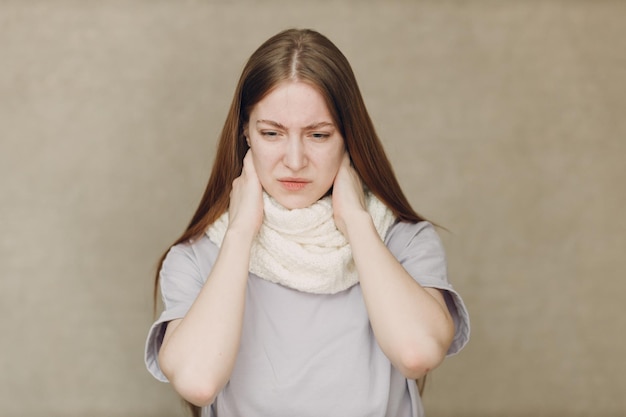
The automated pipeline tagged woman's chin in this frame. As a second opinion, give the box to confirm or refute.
[270,194,321,210]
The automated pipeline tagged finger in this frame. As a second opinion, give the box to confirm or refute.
[242,149,251,169]
[334,152,351,182]
[242,149,258,176]
[239,152,250,180]
[342,151,351,167]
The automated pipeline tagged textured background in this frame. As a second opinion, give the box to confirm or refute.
[1,1,625,416]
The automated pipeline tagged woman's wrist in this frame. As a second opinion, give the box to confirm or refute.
[341,210,376,242]
[223,225,257,249]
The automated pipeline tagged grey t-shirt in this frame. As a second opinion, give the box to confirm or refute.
[145,221,470,417]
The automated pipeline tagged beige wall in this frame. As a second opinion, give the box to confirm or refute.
[1,1,624,416]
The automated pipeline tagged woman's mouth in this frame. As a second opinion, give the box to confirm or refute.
[279,179,309,191]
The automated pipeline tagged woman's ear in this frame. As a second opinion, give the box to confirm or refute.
[243,125,251,147]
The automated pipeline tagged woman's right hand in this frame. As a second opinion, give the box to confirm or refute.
[159,149,262,407]
[227,150,264,240]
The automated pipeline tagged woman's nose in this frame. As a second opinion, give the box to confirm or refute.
[283,137,307,171]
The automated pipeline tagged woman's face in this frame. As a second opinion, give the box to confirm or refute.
[246,81,345,209]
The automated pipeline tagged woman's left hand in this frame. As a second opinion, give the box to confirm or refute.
[332,152,368,236]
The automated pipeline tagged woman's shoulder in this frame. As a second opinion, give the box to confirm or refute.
[385,220,440,246]
[163,234,219,278]
[384,220,446,265]
[169,233,219,254]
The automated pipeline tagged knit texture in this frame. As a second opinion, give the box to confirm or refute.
[206,192,396,294]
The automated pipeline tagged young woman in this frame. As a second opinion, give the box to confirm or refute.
[145,28,470,417]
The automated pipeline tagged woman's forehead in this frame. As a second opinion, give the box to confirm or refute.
[250,81,334,128]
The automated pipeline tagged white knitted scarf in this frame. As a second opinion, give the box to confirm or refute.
[206,191,396,294]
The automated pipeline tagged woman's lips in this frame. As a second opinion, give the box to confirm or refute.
[279,179,309,191]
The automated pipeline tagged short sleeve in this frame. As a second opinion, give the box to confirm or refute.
[144,242,207,382]
[385,221,470,356]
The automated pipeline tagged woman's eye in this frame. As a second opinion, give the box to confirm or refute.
[261,131,279,137]
[311,133,330,140]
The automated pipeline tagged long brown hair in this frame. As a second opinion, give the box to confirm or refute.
[154,28,428,416]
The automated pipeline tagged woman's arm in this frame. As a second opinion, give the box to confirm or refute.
[343,213,454,378]
[333,154,455,379]
[157,152,263,406]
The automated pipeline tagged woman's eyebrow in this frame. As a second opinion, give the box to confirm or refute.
[304,121,335,130]
[256,120,334,130]
[256,119,285,129]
